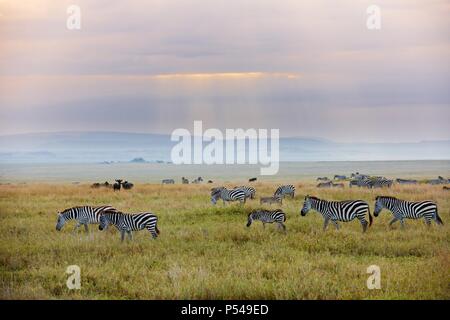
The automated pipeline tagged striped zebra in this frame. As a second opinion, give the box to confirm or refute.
[99,210,160,241]
[235,186,256,199]
[274,185,295,199]
[370,177,393,188]
[210,187,246,205]
[56,205,117,232]
[246,209,286,232]
[374,196,443,228]
[300,195,372,232]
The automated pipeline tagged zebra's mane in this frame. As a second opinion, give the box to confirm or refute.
[376,196,398,201]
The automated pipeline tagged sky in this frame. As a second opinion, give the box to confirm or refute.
[0,0,449,143]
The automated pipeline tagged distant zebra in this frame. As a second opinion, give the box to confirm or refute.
[334,175,347,180]
[316,177,329,181]
[396,178,418,185]
[211,187,246,205]
[162,179,175,184]
[349,179,371,188]
[246,209,286,232]
[235,186,256,199]
[56,205,117,233]
[260,196,282,205]
[370,177,393,188]
[428,176,449,185]
[99,210,160,241]
[374,196,443,228]
[192,177,203,184]
[300,195,372,232]
[274,185,295,199]
[317,181,332,188]
[181,177,189,184]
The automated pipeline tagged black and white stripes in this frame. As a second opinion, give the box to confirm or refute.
[274,185,295,199]
[374,196,443,227]
[300,195,372,232]
[211,187,246,205]
[56,205,117,232]
[99,210,160,241]
[246,209,286,232]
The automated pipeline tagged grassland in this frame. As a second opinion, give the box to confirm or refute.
[0,182,449,299]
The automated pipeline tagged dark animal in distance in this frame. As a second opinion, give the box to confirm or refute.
[396,178,418,185]
[181,177,189,184]
[316,177,329,181]
[113,179,122,191]
[122,181,134,190]
[249,177,257,182]
[334,175,347,180]
[162,179,175,184]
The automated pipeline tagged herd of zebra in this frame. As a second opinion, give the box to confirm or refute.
[316,174,450,189]
[55,182,444,241]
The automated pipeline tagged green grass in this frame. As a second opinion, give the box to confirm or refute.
[0,183,449,299]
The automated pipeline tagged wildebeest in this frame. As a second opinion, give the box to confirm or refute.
[207,180,213,184]
[396,178,418,185]
[316,177,329,181]
[122,181,134,189]
[334,175,347,180]
[162,179,175,184]
[260,196,282,205]
[444,186,450,190]
[249,177,257,182]
[181,177,189,184]
[427,176,448,185]
[113,179,122,191]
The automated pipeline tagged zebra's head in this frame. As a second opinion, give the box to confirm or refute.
[300,195,312,216]
[374,196,385,217]
[210,187,224,205]
[246,213,253,227]
[98,214,109,231]
[55,212,66,231]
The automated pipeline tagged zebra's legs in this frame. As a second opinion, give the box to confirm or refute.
[278,223,287,233]
[399,219,405,229]
[332,220,340,230]
[359,218,368,232]
[389,217,399,228]
[147,227,158,239]
[127,230,133,240]
[424,217,432,227]
[323,218,330,231]
[120,230,126,242]
[84,224,89,233]
[262,222,265,229]
[72,223,81,233]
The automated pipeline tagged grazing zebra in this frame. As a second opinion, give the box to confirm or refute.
[370,177,393,188]
[349,179,371,188]
[56,205,117,232]
[260,196,282,205]
[234,186,256,199]
[210,187,246,205]
[274,185,295,199]
[317,181,332,188]
[428,176,449,185]
[181,177,189,184]
[192,177,203,184]
[300,195,372,232]
[332,182,344,188]
[246,209,286,232]
[334,175,347,180]
[396,178,418,185]
[99,210,160,241]
[162,179,175,184]
[374,196,443,228]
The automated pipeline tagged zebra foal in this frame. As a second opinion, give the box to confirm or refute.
[246,209,286,232]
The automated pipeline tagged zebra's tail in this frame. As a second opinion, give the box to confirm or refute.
[435,208,444,225]
[368,207,373,227]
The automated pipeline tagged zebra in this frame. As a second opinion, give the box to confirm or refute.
[260,196,282,205]
[349,178,371,188]
[316,177,329,181]
[192,177,203,184]
[300,195,372,232]
[370,177,393,188]
[334,175,347,180]
[246,209,286,232]
[331,182,344,188]
[99,210,160,241]
[234,186,256,199]
[317,181,332,188]
[210,187,246,205]
[56,205,117,233]
[396,178,418,185]
[374,196,443,228]
[162,179,175,184]
[181,177,189,184]
[274,185,295,200]
[428,176,449,185]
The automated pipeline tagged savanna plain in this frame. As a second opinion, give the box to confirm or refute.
[0,177,449,299]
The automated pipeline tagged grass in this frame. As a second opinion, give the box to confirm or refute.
[0,182,449,299]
